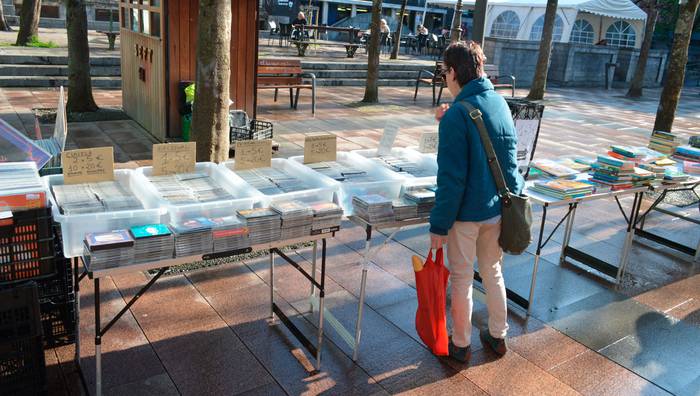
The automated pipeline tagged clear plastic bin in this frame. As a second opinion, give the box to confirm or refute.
[0,162,49,206]
[133,162,259,223]
[220,158,339,206]
[289,152,405,215]
[352,147,437,188]
[44,169,165,258]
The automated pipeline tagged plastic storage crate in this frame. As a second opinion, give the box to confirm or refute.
[134,162,260,223]
[44,169,166,258]
[230,119,273,142]
[290,152,405,215]
[220,158,338,206]
[0,335,47,395]
[34,255,71,301]
[352,147,438,188]
[0,208,56,283]
[0,283,42,341]
[39,294,75,348]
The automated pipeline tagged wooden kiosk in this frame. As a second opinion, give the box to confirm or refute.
[118,0,258,141]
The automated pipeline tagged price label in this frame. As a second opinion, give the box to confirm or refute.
[234,139,272,170]
[62,147,114,184]
[303,133,337,164]
[152,142,196,176]
[377,122,400,156]
[418,132,439,153]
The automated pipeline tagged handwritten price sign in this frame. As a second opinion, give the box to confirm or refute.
[234,139,272,170]
[418,132,439,153]
[304,133,336,164]
[377,122,400,156]
[152,142,196,176]
[62,147,114,184]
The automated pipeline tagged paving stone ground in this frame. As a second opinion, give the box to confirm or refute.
[1,84,699,395]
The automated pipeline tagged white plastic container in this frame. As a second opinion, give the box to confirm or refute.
[44,169,165,258]
[220,158,339,206]
[352,147,438,187]
[289,152,405,215]
[134,162,259,223]
[0,161,49,207]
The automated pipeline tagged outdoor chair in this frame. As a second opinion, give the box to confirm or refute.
[417,34,428,55]
[414,61,446,106]
[267,21,279,46]
[279,23,292,46]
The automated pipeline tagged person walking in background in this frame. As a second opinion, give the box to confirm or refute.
[429,41,524,364]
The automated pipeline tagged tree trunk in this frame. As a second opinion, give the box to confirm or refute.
[0,1,12,32]
[362,0,381,103]
[472,0,488,44]
[627,0,658,98]
[66,0,98,112]
[526,0,558,100]
[653,0,699,132]
[450,0,463,43]
[15,0,41,45]
[191,0,232,162]
[390,0,407,60]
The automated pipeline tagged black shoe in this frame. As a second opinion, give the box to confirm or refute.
[448,341,471,363]
[480,330,507,356]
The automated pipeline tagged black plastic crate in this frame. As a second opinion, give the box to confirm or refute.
[0,283,42,341]
[230,120,273,142]
[35,257,72,301]
[0,335,47,395]
[0,208,57,283]
[39,295,76,348]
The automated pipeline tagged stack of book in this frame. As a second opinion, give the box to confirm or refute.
[210,215,249,253]
[608,146,666,165]
[683,161,700,176]
[129,224,175,263]
[648,131,679,155]
[663,168,689,183]
[271,200,313,240]
[171,218,214,257]
[237,208,281,245]
[53,181,143,214]
[529,179,595,200]
[392,198,418,221]
[556,158,593,173]
[638,163,666,180]
[403,187,436,217]
[309,202,343,233]
[530,159,580,178]
[631,167,656,187]
[83,230,134,270]
[352,194,395,223]
[590,155,635,190]
[673,146,700,164]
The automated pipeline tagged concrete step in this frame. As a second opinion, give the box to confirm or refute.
[309,69,419,80]
[0,54,120,66]
[0,75,121,88]
[315,78,416,87]
[0,64,120,77]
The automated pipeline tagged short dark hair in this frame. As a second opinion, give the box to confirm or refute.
[443,41,485,87]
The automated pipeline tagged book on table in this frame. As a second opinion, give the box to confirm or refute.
[529,159,579,178]
[530,179,595,200]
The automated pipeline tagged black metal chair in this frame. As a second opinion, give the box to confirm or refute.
[279,23,292,46]
[267,21,279,46]
[414,61,446,106]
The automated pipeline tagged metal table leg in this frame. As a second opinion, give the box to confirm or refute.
[353,225,372,362]
[558,203,577,265]
[617,192,642,282]
[269,250,275,320]
[73,257,81,366]
[527,205,548,317]
[94,278,102,396]
[310,241,317,312]
[315,239,327,369]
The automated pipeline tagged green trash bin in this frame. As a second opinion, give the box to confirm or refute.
[182,113,192,142]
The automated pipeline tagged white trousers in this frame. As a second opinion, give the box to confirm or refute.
[447,220,508,348]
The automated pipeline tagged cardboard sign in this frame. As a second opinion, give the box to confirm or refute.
[234,139,272,170]
[152,142,196,176]
[418,132,439,153]
[303,133,337,164]
[62,147,114,184]
[377,123,400,156]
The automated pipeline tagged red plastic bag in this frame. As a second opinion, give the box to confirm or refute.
[413,248,450,356]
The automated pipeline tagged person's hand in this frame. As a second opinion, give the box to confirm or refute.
[430,233,449,250]
[435,104,450,121]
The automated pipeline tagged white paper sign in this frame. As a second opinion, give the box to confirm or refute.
[377,123,400,156]
[514,119,539,174]
[418,132,439,153]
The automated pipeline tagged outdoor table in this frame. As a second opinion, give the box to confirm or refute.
[633,177,700,262]
[72,231,338,396]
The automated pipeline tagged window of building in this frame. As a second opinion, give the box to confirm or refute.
[570,19,595,44]
[95,8,120,22]
[605,20,636,48]
[120,0,161,38]
[490,11,520,39]
[40,5,60,18]
[529,14,563,42]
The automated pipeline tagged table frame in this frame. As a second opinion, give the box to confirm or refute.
[72,232,336,396]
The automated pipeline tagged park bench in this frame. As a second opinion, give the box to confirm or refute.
[257,59,316,114]
[98,30,119,50]
[414,62,516,106]
[290,40,360,58]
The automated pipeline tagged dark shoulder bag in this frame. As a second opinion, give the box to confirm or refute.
[459,101,533,255]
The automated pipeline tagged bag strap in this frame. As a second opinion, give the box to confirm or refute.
[458,101,510,199]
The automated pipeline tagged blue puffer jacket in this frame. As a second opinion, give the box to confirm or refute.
[429,77,524,236]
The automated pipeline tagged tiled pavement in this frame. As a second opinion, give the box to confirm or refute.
[1,85,699,395]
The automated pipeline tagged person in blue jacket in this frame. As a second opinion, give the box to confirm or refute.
[429,41,524,363]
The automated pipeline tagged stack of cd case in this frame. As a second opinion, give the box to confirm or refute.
[306,162,376,183]
[236,167,312,195]
[52,181,143,215]
[374,155,433,178]
[129,224,175,263]
[392,198,418,221]
[271,200,313,240]
[352,194,395,223]
[147,172,234,205]
[83,230,135,270]
[309,202,343,232]
[237,208,281,245]
[171,218,214,257]
[210,215,250,253]
[403,186,436,218]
